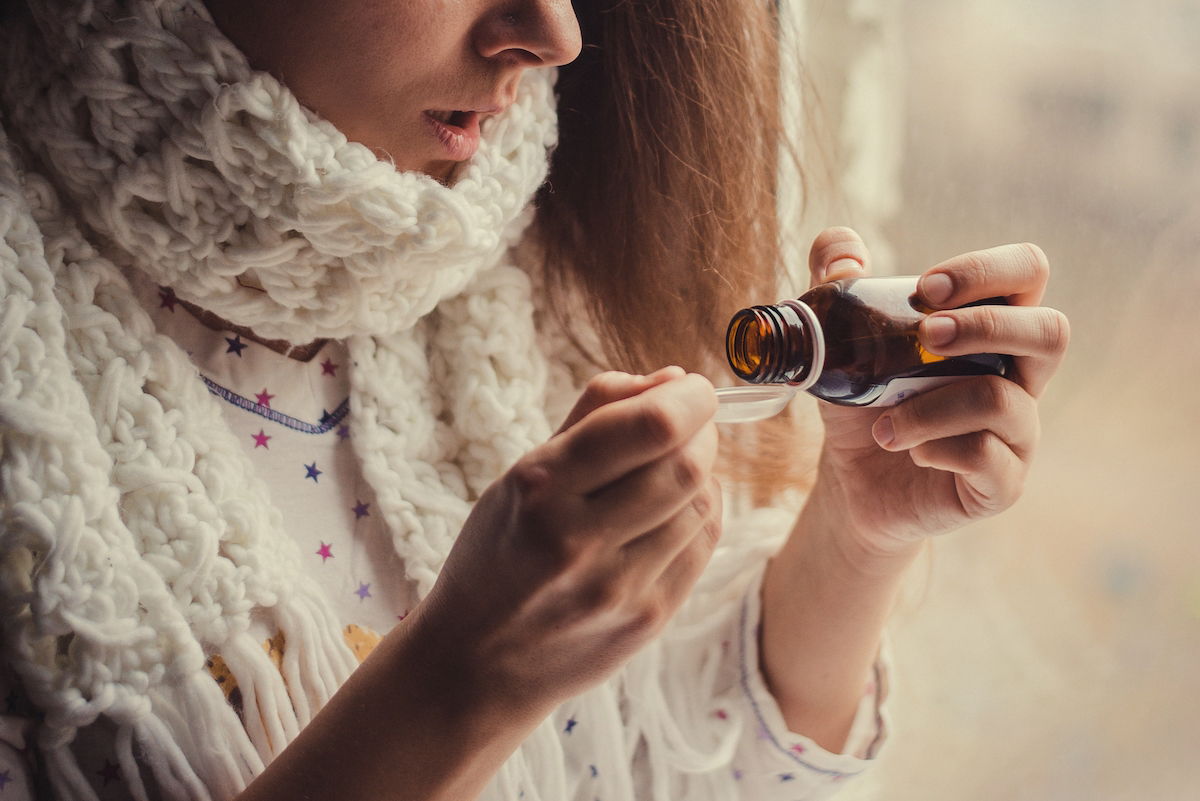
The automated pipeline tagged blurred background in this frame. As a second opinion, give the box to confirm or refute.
[792,1,1200,798]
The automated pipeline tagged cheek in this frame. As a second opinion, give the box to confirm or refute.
[225,1,475,174]
[268,5,458,135]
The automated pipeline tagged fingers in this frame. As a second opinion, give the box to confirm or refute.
[619,475,723,587]
[872,377,1037,516]
[808,226,872,286]
[917,242,1050,308]
[556,366,685,434]
[909,432,1028,515]
[542,371,719,495]
[872,375,1040,460]
[584,421,718,542]
[916,242,1068,398]
[920,305,1071,398]
[633,478,724,623]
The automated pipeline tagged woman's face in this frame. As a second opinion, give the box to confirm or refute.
[203,0,582,180]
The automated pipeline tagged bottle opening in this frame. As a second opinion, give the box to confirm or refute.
[725,301,825,388]
[726,308,771,381]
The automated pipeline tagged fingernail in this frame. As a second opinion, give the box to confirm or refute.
[645,365,684,382]
[920,273,953,305]
[826,258,863,280]
[923,316,957,347]
[873,415,895,448]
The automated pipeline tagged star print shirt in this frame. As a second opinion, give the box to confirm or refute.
[0,283,889,801]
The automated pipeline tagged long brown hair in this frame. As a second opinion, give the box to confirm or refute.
[536,0,815,498]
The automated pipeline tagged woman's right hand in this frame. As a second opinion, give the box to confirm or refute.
[412,366,723,717]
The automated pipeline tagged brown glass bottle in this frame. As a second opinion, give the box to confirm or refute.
[725,276,1012,407]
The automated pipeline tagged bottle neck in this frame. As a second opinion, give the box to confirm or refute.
[725,299,824,387]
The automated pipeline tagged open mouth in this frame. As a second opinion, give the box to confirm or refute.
[423,110,483,161]
[426,109,470,128]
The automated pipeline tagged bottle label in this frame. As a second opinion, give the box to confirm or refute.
[864,375,974,408]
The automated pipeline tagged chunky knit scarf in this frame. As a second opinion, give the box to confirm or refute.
[0,2,797,800]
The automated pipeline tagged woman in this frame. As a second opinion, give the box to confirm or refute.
[0,1,1069,800]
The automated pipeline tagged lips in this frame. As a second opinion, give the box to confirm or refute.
[423,109,483,161]
[427,109,468,126]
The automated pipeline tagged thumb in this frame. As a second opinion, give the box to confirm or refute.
[808,226,872,288]
[555,365,685,434]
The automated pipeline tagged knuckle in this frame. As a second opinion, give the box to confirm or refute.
[586,370,630,398]
[696,477,723,521]
[1039,308,1071,356]
[672,448,706,493]
[959,251,992,285]
[688,485,712,518]
[1021,242,1051,280]
[638,401,683,449]
[507,463,583,572]
[508,457,552,505]
[977,375,1016,419]
[629,600,668,636]
[700,515,724,551]
[962,433,995,472]
[909,444,933,469]
[580,575,625,616]
[972,305,1005,342]
[897,394,933,431]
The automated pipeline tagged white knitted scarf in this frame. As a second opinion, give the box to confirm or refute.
[0,2,798,800]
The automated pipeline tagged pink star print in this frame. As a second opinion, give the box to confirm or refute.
[255,388,274,407]
[252,429,270,449]
[790,743,806,755]
[320,358,338,376]
[316,542,334,562]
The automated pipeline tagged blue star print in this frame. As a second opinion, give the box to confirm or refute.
[564,717,577,734]
[304,462,322,482]
[225,334,247,356]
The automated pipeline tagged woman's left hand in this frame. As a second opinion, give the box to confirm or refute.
[804,227,1071,556]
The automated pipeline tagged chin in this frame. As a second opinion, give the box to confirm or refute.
[422,159,459,184]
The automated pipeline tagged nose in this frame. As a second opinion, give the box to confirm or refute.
[475,1,583,68]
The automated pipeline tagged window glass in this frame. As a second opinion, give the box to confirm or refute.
[840,2,1200,797]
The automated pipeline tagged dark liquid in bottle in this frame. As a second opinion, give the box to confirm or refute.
[804,277,1010,405]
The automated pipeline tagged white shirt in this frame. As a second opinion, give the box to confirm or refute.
[0,284,888,801]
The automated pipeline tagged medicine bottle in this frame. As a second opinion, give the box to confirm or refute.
[725,276,1012,407]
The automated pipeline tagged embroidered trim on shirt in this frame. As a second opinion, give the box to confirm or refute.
[737,595,864,779]
[201,375,350,434]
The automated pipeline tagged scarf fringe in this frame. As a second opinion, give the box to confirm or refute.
[273,592,359,726]
[44,743,104,801]
[149,671,263,798]
[216,633,298,763]
[0,3,794,799]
